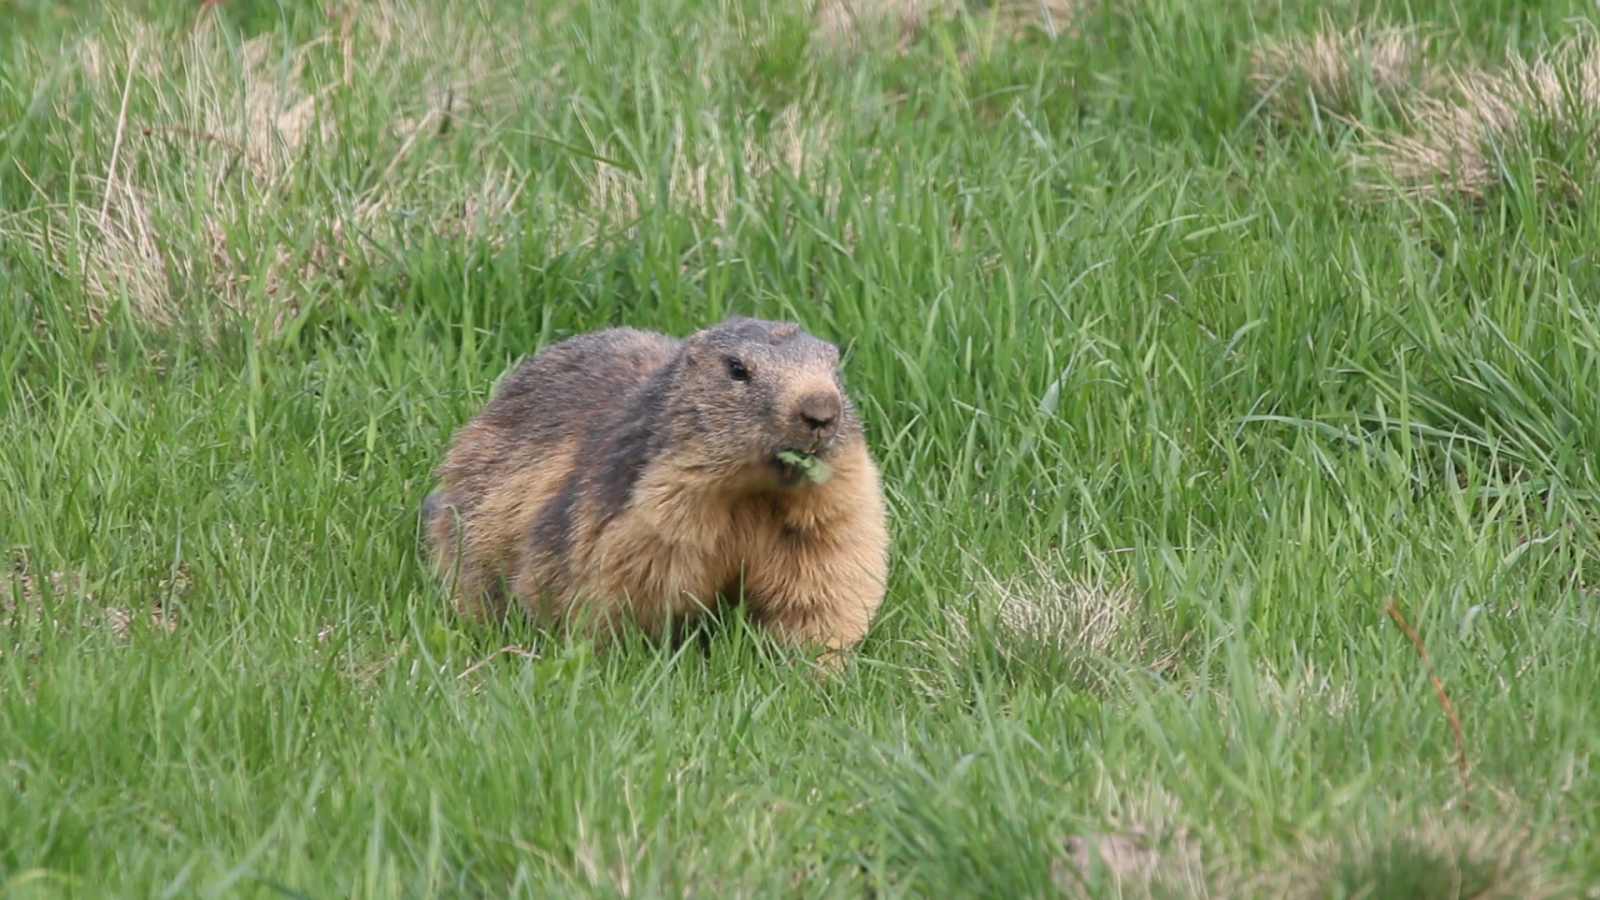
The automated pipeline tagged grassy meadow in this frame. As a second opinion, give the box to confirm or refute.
[4,0,1600,895]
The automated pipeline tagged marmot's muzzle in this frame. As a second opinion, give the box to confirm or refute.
[796,391,842,450]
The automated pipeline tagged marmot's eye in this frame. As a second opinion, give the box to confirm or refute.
[726,359,750,382]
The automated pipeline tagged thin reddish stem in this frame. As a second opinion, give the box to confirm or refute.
[1386,595,1472,811]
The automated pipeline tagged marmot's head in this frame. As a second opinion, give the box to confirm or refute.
[669,317,862,488]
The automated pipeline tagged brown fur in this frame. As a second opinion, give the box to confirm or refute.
[424,317,891,660]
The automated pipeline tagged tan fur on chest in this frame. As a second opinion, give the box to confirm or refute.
[565,441,886,643]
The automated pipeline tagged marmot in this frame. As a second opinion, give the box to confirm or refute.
[422,317,891,660]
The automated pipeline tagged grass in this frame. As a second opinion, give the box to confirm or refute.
[2,0,1600,896]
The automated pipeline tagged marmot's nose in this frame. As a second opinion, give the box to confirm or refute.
[798,392,841,437]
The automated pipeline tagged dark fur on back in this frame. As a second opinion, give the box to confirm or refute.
[435,327,678,523]
[425,327,680,613]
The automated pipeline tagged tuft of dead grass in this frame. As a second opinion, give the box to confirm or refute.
[1265,814,1561,900]
[130,23,341,193]
[0,1,542,336]
[103,605,180,641]
[811,0,1095,58]
[2,18,339,331]
[348,0,541,144]
[947,550,1182,688]
[1255,657,1360,720]
[1250,21,1430,123]
[1251,21,1600,206]
[1056,828,1208,898]
[579,102,841,241]
[82,181,176,328]
[1364,31,1600,200]
[977,0,1097,41]
[812,0,960,57]
[1045,781,1568,898]
[1,565,176,645]
[1052,777,1208,898]
[2,569,91,628]
[234,34,339,179]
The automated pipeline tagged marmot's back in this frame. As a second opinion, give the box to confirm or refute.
[433,328,679,520]
[424,317,891,663]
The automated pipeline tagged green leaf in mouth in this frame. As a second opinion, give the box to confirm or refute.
[775,450,835,485]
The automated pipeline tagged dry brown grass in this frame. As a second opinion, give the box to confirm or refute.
[1364,31,1600,199]
[580,101,842,241]
[810,0,1096,58]
[0,1,535,334]
[1252,20,1600,204]
[1250,21,1430,123]
[946,550,1182,688]
[2,20,337,330]
[1047,784,1566,898]
[1,569,90,628]
[1056,831,1209,898]
[812,0,959,57]
[179,28,339,185]
[358,0,529,142]
[1262,813,1562,900]
[330,1,536,251]
[979,0,1098,41]
[1,565,177,645]
[79,182,175,328]
[1255,657,1359,720]
[1053,778,1209,898]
